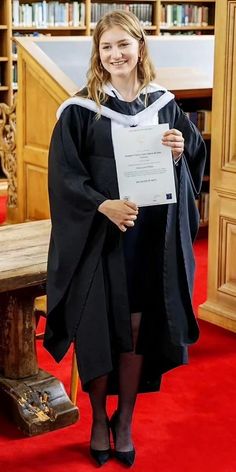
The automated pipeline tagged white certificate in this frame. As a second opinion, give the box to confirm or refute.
[112,123,177,207]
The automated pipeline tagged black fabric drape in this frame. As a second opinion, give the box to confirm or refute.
[44,94,206,392]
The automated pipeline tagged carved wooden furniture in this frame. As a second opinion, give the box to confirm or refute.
[0,219,79,435]
[0,97,17,219]
[198,0,236,332]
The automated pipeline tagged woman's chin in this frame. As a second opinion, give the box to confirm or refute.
[110,70,130,80]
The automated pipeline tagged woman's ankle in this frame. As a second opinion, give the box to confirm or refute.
[111,411,133,451]
[90,419,110,449]
[116,410,133,428]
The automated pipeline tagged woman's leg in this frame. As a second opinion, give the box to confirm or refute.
[115,312,143,451]
[88,374,110,450]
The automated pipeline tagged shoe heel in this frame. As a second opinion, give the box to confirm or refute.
[90,417,111,466]
[109,411,135,467]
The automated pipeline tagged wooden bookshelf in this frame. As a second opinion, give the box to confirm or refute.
[0,0,216,104]
[0,0,12,105]
[159,0,215,35]
[12,26,87,31]
[175,92,212,227]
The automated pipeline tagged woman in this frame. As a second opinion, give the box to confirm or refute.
[44,10,206,467]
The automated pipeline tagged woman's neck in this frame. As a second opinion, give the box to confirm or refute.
[110,75,141,102]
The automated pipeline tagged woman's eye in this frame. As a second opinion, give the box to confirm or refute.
[120,43,129,47]
[102,46,111,50]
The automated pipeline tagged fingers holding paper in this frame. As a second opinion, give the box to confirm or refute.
[98,199,139,232]
[162,128,184,161]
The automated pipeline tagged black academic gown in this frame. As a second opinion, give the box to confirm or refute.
[44,87,206,393]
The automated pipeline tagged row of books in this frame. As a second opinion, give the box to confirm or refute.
[0,63,19,88]
[12,63,18,87]
[186,110,212,133]
[161,5,211,27]
[0,66,3,87]
[12,1,154,28]
[91,4,153,27]
[161,31,206,36]
[11,1,213,30]
[196,192,209,224]
[12,1,85,27]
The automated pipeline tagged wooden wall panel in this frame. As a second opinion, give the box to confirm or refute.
[25,164,50,220]
[199,1,236,332]
[218,217,236,296]
[24,64,58,149]
[222,1,236,170]
[13,47,69,223]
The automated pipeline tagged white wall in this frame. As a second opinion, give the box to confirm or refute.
[36,35,214,89]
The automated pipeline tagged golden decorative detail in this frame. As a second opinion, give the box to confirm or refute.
[18,388,57,423]
[0,95,17,207]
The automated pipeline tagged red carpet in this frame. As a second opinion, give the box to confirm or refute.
[0,200,236,471]
[0,195,7,224]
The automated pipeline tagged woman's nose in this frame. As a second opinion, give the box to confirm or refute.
[111,47,122,59]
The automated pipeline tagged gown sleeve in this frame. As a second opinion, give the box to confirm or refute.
[47,104,107,313]
[173,103,206,196]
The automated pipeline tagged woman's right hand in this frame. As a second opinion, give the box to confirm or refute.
[98,199,139,232]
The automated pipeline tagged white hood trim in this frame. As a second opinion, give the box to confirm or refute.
[56,90,174,127]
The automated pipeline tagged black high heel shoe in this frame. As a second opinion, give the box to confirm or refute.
[90,418,111,466]
[90,447,111,466]
[110,411,135,467]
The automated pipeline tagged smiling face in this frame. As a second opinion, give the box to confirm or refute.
[99,26,140,82]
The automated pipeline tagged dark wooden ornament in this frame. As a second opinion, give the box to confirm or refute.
[0,369,79,436]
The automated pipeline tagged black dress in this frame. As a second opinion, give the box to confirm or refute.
[123,205,167,313]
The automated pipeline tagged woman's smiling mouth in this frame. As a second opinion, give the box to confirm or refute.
[111,60,127,66]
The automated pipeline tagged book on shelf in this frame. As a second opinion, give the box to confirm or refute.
[161,31,204,36]
[185,110,212,134]
[12,1,85,28]
[197,191,209,224]
[91,3,153,28]
[12,35,18,55]
[161,4,211,28]
[12,63,17,86]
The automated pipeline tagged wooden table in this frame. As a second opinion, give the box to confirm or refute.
[0,220,78,435]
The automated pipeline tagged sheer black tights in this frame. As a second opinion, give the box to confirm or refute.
[88,313,143,451]
[89,374,109,450]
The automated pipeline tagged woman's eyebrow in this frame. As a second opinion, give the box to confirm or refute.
[100,39,130,45]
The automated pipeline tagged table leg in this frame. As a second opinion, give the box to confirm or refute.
[0,287,79,435]
[0,287,39,378]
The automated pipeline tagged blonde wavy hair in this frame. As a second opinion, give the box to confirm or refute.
[77,10,156,106]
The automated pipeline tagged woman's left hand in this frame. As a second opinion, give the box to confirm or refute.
[162,129,184,161]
